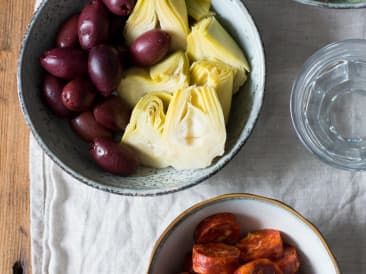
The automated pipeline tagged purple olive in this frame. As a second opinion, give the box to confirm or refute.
[130,29,171,67]
[71,112,112,142]
[89,137,139,175]
[78,0,110,50]
[61,78,97,112]
[42,74,74,117]
[56,14,80,48]
[88,44,123,96]
[40,48,88,80]
[102,0,136,16]
[93,96,130,131]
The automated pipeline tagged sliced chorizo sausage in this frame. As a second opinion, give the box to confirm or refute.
[234,258,283,274]
[194,213,240,244]
[193,243,240,274]
[274,245,300,274]
[237,229,284,263]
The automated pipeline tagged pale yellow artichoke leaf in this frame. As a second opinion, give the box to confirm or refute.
[155,0,190,50]
[190,59,234,124]
[187,16,249,93]
[150,51,190,85]
[124,0,189,51]
[118,68,160,107]
[163,86,226,170]
[186,0,212,21]
[122,92,172,168]
[124,0,158,44]
[118,52,190,107]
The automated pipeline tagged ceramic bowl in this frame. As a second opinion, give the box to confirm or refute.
[293,0,366,8]
[18,0,265,196]
[148,194,341,274]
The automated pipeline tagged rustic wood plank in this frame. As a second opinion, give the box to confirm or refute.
[0,0,35,273]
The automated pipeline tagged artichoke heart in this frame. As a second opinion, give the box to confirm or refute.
[155,0,190,50]
[118,68,158,107]
[118,51,190,107]
[186,0,212,21]
[163,86,226,170]
[150,50,190,83]
[190,59,234,124]
[124,0,189,50]
[122,92,172,168]
[124,0,158,44]
[187,16,249,93]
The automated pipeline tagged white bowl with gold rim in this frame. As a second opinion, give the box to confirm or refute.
[147,194,341,274]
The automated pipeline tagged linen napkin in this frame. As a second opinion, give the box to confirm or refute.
[31,0,366,273]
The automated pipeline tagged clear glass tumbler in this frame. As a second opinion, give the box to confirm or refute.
[291,39,366,170]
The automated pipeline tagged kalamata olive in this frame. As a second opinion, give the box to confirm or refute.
[56,14,80,48]
[88,44,123,96]
[89,137,139,175]
[130,29,171,67]
[42,74,74,117]
[71,112,112,142]
[102,0,136,16]
[93,96,130,131]
[78,0,110,50]
[40,48,88,80]
[61,78,97,112]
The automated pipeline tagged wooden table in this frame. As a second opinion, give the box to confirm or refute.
[0,0,35,273]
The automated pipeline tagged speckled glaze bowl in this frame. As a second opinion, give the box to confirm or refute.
[18,0,265,196]
[293,0,366,8]
[148,194,341,274]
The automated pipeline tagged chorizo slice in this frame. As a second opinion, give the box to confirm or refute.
[194,213,240,244]
[192,243,240,274]
[234,258,283,274]
[237,229,284,263]
[274,245,300,274]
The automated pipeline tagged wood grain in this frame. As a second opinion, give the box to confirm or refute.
[0,0,35,273]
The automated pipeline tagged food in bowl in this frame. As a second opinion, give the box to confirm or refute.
[148,194,340,273]
[39,0,250,175]
[178,213,300,274]
[19,0,264,195]
[40,0,136,176]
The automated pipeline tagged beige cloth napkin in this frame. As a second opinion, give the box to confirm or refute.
[31,0,366,273]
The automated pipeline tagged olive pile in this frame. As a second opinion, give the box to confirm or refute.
[40,0,172,176]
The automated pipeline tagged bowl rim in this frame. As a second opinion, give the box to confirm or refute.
[292,0,366,8]
[147,193,341,274]
[17,0,266,196]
